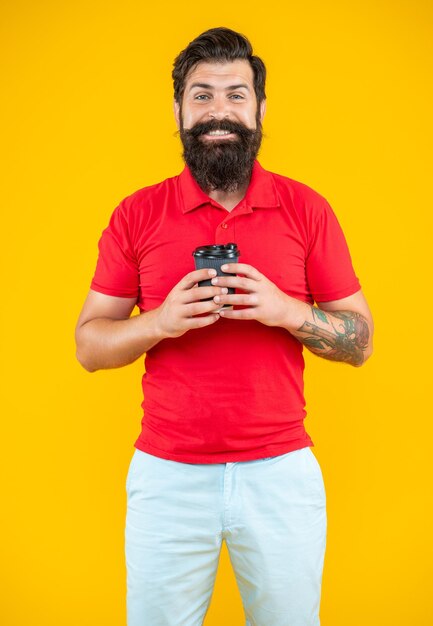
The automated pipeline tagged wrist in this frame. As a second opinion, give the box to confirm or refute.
[280,296,311,334]
[141,306,172,344]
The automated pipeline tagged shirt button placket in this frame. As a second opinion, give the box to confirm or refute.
[216,217,233,244]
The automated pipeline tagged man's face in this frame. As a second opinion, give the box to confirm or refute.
[174,60,266,193]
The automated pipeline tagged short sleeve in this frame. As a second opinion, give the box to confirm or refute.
[90,201,139,298]
[306,200,361,302]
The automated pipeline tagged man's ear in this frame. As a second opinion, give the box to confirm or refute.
[173,100,181,130]
[259,99,266,123]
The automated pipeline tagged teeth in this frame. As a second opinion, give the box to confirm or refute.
[207,130,231,136]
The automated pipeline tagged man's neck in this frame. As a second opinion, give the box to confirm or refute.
[207,180,249,212]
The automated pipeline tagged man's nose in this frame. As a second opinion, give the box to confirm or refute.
[208,97,230,120]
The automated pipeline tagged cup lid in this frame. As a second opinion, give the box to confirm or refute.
[192,243,240,259]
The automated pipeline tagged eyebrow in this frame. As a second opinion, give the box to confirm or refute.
[188,82,250,92]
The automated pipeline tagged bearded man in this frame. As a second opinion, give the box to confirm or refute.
[76,27,373,626]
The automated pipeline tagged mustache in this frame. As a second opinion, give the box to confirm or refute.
[182,119,258,139]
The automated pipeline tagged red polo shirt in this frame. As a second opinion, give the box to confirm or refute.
[91,161,360,463]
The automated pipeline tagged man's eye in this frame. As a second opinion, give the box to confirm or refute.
[195,94,210,100]
[229,94,244,100]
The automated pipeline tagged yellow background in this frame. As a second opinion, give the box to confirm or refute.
[1,0,432,624]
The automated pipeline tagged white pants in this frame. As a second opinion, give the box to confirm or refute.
[125,446,327,625]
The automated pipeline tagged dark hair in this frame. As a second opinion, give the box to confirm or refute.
[172,27,266,105]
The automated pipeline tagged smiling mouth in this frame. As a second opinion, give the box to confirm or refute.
[202,130,237,141]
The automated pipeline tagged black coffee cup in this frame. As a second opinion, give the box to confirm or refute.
[192,243,240,303]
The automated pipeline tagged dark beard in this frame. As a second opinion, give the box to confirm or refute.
[179,118,263,193]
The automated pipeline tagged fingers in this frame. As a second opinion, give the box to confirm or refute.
[218,307,255,320]
[159,265,264,338]
[182,285,229,304]
[219,263,262,280]
[181,296,226,316]
[172,310,221,335]
[213,293,258,306]
[210,274,253,291]
[179,264,261,293]
[190,313,221,328]
[178,268,218,290]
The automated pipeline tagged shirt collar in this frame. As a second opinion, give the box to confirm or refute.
[178,160,280,214]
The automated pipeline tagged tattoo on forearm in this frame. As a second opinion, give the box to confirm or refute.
[296,308,370,366]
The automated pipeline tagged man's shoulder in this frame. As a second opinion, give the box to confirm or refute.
[118,171,181,211]
[263,166,328,205]
[258,164,331,217]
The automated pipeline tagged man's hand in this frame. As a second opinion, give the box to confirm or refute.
[75,268,226,372]
[154,268,227,338]
[210,263,373,366]
[210,263,306,329]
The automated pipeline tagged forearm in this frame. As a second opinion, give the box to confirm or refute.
[208,263,373,366]
[76,308,166,372]
[76,270,227,373]
[284,300,372,367]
